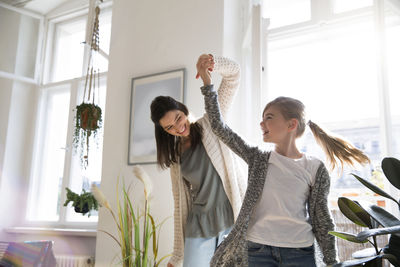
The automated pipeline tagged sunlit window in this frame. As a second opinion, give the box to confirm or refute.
[27,5,112,226]
[386,11,400,159]
[333,0,373,14]
[27,86,70,221]
[263,0,311,29]
[264,1,400,208]
[51,17,86,82]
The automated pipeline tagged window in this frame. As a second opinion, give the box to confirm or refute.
[263,0,400,208]
[27,85,71,221]
[0,5,41,80]
[51,16,86,82]
[263,0,311,29]
[27,4,112,226]
[333,0,373,14]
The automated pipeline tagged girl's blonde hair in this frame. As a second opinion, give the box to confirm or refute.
[264,96,370,170]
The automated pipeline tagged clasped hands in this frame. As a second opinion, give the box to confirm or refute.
[196,54,215,86]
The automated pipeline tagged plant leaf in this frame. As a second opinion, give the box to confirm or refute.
[329,231,368,243]
[351,174,399,205]
[338,197,371,228]
[149,214,158,261]
[357,225,400,241]
[155,254,173,267]
[382,157,400,190]
[352,248,378,259]
[98,229,121,247]
[364,204,400,228]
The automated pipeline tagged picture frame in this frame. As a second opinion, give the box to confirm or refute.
[128,68,186,165]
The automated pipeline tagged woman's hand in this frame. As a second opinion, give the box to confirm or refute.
[167,263,174,267]
[196,54,214,86]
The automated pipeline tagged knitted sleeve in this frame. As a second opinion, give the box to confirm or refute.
[201,84,254,164]
[167,165,185,267]
[212,56,241,118]
[310,164,338,266]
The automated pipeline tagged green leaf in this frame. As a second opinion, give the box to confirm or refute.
[155,254,173,267]
[357,225,400,241]
[351,174,399,205]
[329,231,368,243]
[364,204,400,228]
[382,157,400,190]
[149,214,158,261]
[338,197,372,228]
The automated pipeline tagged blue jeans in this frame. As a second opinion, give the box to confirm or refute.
[248,241,316,267]
[183,227,231,267]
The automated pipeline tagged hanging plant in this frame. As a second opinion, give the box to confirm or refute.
[63,187,98,216]
[73,6,102,168]
[73,102,102,167]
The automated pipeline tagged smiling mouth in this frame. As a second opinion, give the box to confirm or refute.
[178,125,186,134]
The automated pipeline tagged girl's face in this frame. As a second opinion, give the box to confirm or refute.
[260,105,292,144]
[159,109,190,137]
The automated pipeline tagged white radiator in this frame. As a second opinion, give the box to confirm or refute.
[56,255,95,267]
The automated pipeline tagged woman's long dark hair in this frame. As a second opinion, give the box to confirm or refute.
[150,96,203,169]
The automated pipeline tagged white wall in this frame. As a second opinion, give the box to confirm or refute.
[95,0,244,265]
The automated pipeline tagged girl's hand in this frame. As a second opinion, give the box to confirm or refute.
[196,54,214,86]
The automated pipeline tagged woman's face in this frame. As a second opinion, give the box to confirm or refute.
[159,110,190,137]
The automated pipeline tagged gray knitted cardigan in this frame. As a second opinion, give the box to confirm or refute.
[201,85,338,267]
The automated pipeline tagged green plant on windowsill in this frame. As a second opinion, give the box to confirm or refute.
[92,166,171,267]
[63,187,99,217]
[329,157,400,267]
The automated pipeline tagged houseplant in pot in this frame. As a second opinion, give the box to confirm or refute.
[63,187,99,216]
[73,101,102,167]
[92,166,171,267]
[329,157,400,267]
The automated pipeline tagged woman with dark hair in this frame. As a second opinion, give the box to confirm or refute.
[150,54,246,267]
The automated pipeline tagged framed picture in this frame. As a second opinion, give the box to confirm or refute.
[128,68,186,165]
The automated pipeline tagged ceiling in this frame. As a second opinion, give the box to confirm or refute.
[0,0,68,15]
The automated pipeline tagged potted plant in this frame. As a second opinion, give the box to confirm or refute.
[63,187,99,216]
[329,157,400,267]
[92,166,171,267]
[73,102,102,167]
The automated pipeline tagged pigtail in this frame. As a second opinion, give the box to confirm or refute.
[308,120,370,170]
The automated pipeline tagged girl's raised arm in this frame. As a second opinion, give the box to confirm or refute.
[201,84,254,164]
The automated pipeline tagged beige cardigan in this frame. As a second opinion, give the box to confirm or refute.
[168,56,247,266]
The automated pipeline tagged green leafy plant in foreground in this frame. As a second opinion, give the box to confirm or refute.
[329,157,400,267]
[92,166,171,267]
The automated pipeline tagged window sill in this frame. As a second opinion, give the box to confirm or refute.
[4,227,97,237]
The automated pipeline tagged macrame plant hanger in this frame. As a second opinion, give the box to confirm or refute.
[74,5,102,168]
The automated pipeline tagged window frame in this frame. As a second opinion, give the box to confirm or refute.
[26,2,112,228]
[0,2,44,84]
[260,0,400,213]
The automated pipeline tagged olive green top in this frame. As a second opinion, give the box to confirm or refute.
[180,142,234,238]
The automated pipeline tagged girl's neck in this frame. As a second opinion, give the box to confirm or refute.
[274,143,302,159]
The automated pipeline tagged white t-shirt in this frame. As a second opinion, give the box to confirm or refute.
[247,150,321,248]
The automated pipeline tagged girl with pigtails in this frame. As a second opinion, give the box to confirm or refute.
[196,55,370,267]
